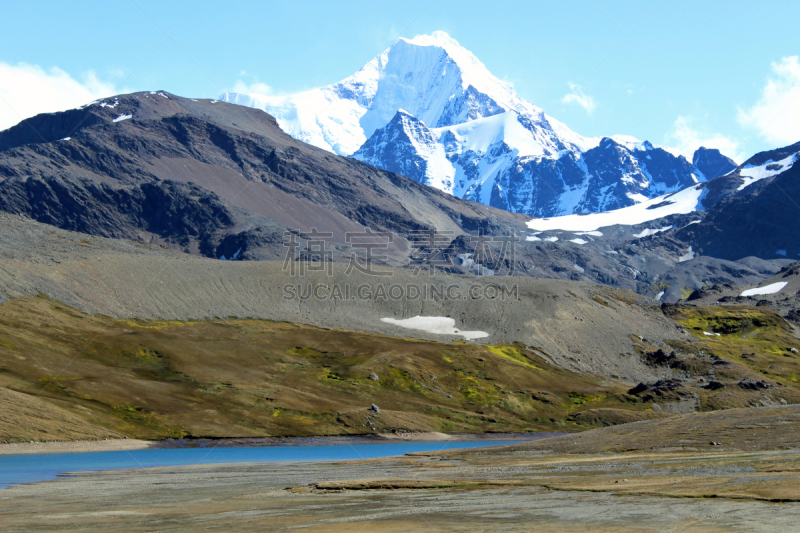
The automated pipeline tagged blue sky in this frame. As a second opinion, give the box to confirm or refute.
[1,0,799,161]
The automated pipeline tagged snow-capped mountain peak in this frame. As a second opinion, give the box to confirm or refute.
[222,32,735,219]
[398,31,526,114]
[220,31,592,156]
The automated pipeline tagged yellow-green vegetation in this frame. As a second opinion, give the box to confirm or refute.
[486,344,540,370]
[650,281,670,298]
[668,305,800,386]
[0,297,662,441]
[680,285,693,300]
[568,391,600,409]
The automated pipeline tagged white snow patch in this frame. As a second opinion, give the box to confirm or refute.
[655,291,664,301]
[113,114,132,123]
[525,235,541,242]
[738,153,797,191]
[78,100,100,109]
[610,134,644,150]
[678,246,695,263]
[435,110,548,159]
[627,192,650,203]
[569,238,588,245]
[60,137,71,141]
[220,248,242,261]
[527,185,705,232]
[703,331,721,336]
[544,236,559,242]
[573,264,585,273]
[575,230,603,237]
[455,253,474,268]
[740,282,788,297]
[633,227,671,239]
[381,316,488,340]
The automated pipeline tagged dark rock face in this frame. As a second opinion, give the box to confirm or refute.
[643,349,679,367]
[676,161,799,260]
[686,284,731,302]
[693,147,737,180]
[628,379,689,402]
[495,136,701,216]
[0,177,234,254]
[351,111,433,185]
[436,84,505,127]
[356,115,705,218]
[215,225,289,261]
[738,379,772,391]
[639,142,800,263]
[699,141,800,210]
[578,139,698,214]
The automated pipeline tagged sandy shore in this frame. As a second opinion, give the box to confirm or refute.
[377,431,455,441]
[0,439,152,455]
[0,432,545,455]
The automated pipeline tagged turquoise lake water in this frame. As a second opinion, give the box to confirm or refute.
[0,440,519,489]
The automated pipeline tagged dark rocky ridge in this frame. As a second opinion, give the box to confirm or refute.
[0,91,792,302]
[354,110,711,218]
[692,147,737,180]
[0,92,527,260]
[643,142,800,262]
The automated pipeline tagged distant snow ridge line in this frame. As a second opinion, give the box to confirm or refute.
[737,152,797,191]
[222,31,735,218]
[354,111,709,218]
[526,184,706,233]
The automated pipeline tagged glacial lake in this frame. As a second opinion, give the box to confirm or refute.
[0,439,521,489]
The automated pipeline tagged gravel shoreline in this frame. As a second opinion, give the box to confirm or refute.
[0,439,152,455]
[0,432,550,456]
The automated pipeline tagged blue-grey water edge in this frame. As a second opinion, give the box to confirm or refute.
[0,435,553,489]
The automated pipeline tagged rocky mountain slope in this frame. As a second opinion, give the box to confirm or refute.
[223,31,735,218]
[519,140,799,296]
[0,89,792,303]
[1,217,797,443]
[0,91,526,262]
[0,214,685,381]
[692,146,737,181]
[354,111,711,216]
[673,142,799,261]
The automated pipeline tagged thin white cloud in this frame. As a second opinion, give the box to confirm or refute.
[738,56,800,146]
[562,82,596,114]
[0,62,115,132]
[231,80,271,96]
[666,115,743,163]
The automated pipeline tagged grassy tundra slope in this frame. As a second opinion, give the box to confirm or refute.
[0,296,662,441]
[1,294,799,441]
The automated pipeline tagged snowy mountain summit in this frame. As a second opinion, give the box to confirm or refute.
[221,31,731,217]
[221,31,587,156]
